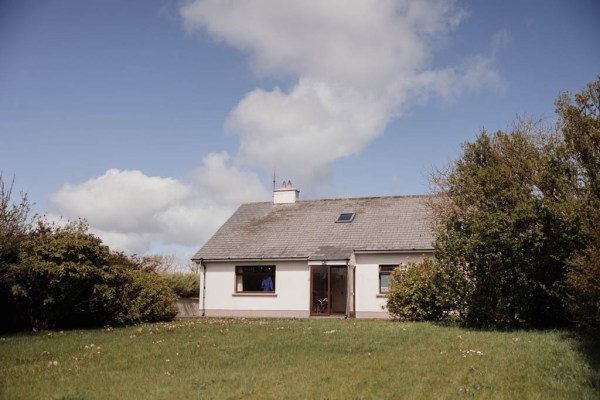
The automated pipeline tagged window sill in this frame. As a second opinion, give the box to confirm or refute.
[232,293,278,297]
[376,294,388,298]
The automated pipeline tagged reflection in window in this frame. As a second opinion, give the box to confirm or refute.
[236,266,276,292]
[379,265,398,293]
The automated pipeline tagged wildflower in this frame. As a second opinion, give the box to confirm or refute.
[48,361,58,367]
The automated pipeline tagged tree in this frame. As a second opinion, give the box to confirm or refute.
[0,174,33,265]
[430,77,600,327]
[431,123,585,327]
[0,174,36,330]
[137,254,177,273]
[556,77,600,326]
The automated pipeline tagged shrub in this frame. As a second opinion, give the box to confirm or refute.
[387,258,467,321]
[162,273,200,298]
[0,220,178,331]
[125,271,178,322]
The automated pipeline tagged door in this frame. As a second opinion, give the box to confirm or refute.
[310,265,347,315]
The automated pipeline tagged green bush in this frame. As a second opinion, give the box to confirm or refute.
[387,258,467,321]
[161,273,200,298]
[89,264,177,326]
[125,271,178,322]
[1,220,178,331]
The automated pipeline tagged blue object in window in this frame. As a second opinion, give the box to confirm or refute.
[261,276,274,291]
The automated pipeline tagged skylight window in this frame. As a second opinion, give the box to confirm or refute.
[336,213,355,223]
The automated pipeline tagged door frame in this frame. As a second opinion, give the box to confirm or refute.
[309,263,348,316]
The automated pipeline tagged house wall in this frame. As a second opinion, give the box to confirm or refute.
[200,252,434,319]
[354,252,434,318]
[201,260,310,318]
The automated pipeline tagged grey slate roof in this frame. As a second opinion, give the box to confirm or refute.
[192,195,434,261]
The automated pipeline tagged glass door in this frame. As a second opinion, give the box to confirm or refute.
[311,266,329,315]
[310,265,347,315]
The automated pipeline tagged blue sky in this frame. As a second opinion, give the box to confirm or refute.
[1,0,598,262]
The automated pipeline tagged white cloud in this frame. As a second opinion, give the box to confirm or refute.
[227,78,391,182]
[50,1,506,262]
[50,156,268,257]
[181,0,504,182]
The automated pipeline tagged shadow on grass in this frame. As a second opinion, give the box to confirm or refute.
[429,319,600,394]
[563,328,600,393]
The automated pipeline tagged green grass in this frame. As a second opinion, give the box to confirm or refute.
[0,319,598,399]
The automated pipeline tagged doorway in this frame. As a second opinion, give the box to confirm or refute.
[310,265,347,315]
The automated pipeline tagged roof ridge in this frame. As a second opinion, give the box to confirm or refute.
[242,193,433,207]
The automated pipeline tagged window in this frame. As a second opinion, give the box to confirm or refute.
[379,265,397,293]
[236,266,275,293]
[336,213,355,223]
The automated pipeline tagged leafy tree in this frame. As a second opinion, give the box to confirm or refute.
[8,219,111,328]
[556,77,600,326]
[431,124,584,327]
[431,77,600,327]
[0,174,33,265]
[0,174,35,330]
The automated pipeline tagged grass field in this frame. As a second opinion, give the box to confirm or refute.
[0,318,598,399]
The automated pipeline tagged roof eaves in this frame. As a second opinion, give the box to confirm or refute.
[353,248,435,254]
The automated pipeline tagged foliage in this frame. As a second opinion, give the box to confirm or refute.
[564,231,600,327]
[387,258,467,321]
[125,271,178,322]
[1,217,177,331]
[556,77,600,326]
[0,320,597,399]
[0,174,35,330]
[430,77,600,328]
[432,127,576,326]
[162,273,200,298]
[136,254,177,273]
[0,174,33,265]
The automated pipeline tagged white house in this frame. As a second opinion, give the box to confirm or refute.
[191,183,434,318]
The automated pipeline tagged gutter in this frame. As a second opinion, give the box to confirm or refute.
[193,256,309,263]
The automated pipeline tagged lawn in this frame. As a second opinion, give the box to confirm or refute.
[0,318,598,399]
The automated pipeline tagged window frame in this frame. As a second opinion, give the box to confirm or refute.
[235,266,276,293]
[379,265,398,294]
[335,213,355,223]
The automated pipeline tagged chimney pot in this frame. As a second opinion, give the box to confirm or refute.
[273,179,299,204]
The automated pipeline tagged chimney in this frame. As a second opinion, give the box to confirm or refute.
[273,180,299,204]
